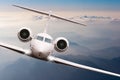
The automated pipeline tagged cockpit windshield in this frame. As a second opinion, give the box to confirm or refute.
[36,36,52,43]
[45,38,52,43]
[36,36,43,41]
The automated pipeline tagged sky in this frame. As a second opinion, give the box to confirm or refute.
[0,0,120,80]
[0,0,120,11]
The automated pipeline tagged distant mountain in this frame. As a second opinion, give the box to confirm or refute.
[54,41,120,74]
[0,54,120,80]
[110,19,120,25]
[68,41,91,55]
[56,39,120,60]
[87,56,120,74]
[91,47,120,59]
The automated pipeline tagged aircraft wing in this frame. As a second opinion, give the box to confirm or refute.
[13,5,86,26]
[0,42,31,55]
[47,56,120,77]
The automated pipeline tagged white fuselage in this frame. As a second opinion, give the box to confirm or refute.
[30,33,54,59]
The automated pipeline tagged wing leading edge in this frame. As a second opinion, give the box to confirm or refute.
[0,42,31,55]
[13,5,86,26]
[48,56,120,77]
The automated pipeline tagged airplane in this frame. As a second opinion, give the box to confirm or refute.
[0,5,120,78]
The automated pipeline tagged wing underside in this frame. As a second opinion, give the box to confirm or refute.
[48,56,120,77]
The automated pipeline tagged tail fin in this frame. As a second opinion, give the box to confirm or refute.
[43,11,52,33]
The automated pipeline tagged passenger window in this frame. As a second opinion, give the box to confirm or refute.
[37,36,43,41]
[45,38,51,43]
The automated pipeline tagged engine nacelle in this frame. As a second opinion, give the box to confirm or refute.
[54,37,69,52]
[17,27,32,42]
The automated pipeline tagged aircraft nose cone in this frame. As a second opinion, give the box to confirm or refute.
[36,47,50,58]
[36,48,43,53]
[36,46,48,53]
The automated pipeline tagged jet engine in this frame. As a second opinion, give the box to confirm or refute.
[17,27,32,42]
[54,37,69,52]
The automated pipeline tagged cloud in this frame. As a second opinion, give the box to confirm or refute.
[69,15,114,24]
[109,19,120,25]
[71,15,112,20]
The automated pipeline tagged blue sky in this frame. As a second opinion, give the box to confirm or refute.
[0,0,120,11]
